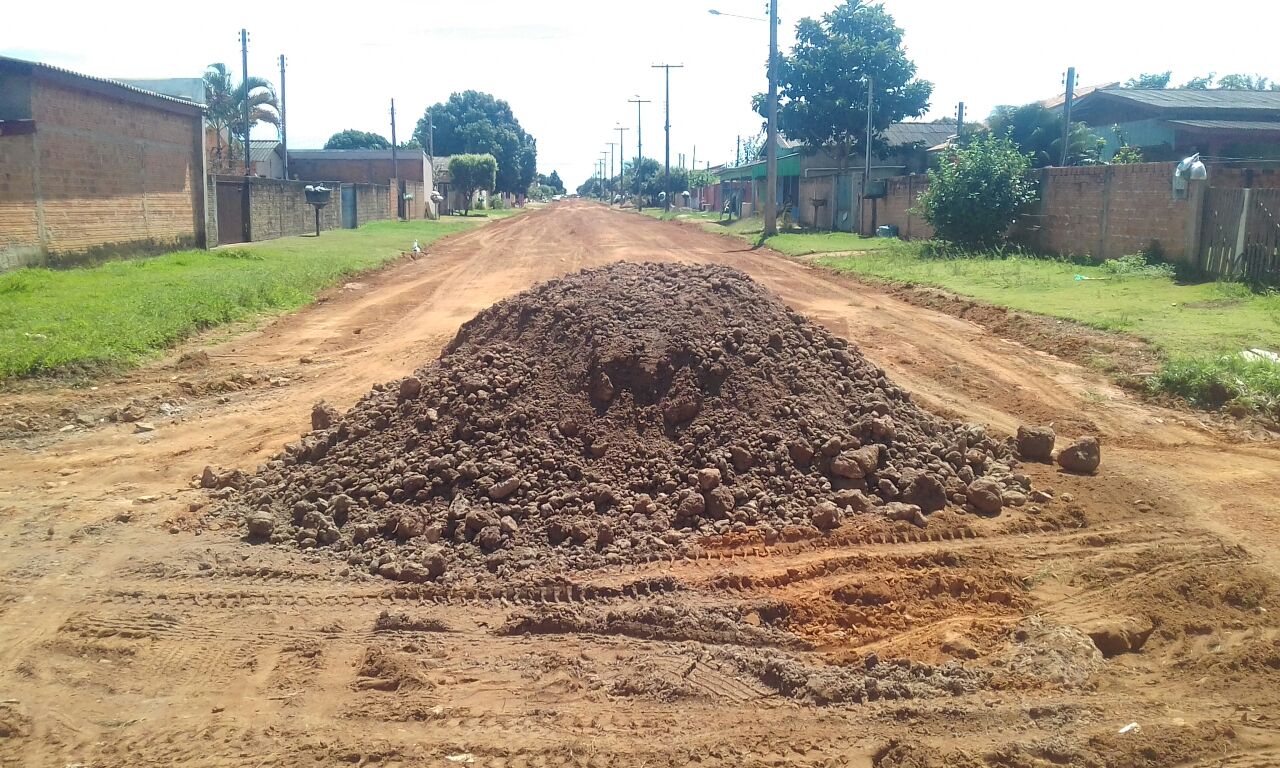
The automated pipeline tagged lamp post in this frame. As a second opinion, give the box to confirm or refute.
[709,6,779,235]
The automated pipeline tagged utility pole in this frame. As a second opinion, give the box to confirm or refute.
[606,142,618,201]
[1061,66,1076,166]
[427,111,434,158]
[278,55,288,180]
[627,96,650,206]
[861,77,874,235]
[390,99,401,219]
[615,124,629,197]
[692,145,696,173]
[240,29,250,176]
[763,0,779,235]
[651,64,682,211]
[736,135,741,166]
[956,101,965,143]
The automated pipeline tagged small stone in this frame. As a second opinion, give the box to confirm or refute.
[246,512,275,539]
[399,376,423,401]
[880,502,926,527]
[134,422,156,433]
[967,478,1003,515]
[1016,425,1056,462]
[696,467,722,490]
[1057,436,1101,474]
[200,466,219,489]
[810,501,840,530]
[488,476,521,500]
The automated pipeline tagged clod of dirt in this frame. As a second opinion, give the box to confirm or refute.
[218,263,1038,582]
[1078,615,1154,658]
[1015,424,1055,462]
[995,616,1102,688]
[1057,436,1101,474]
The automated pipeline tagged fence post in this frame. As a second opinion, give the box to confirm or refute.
[1233,188,1252,277]
[1184,178,1207,269]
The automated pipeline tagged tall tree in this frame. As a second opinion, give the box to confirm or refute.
[765,0,932,176]
[203,63,279,169]
[414,92,537,195]
[203,64,236,165]
[547,171,565,195]
[1123,71,1172,89]
[987,103,1099,167]
[324,129,391,150]
[448,154,497,216]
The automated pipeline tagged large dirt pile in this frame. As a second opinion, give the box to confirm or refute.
[221,262,1029,583]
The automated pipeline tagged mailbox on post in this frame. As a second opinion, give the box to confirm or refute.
[305,185,332,236]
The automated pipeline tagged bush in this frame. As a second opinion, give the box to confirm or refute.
[1150,355,1280,418]
[1099,252,1176,278]
[916,133,1037,250]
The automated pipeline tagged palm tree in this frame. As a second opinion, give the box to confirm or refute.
[204,63,280,172]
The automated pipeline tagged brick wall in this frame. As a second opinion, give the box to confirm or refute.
[289,154,427,183]
[871,161,1265,263]
[351,183,389,227]
[245,177,340,241]
[0,73,204,270]
[864,174,934,240]
[0,131,40,270]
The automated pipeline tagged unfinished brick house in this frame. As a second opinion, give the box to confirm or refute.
[0,56,207,270]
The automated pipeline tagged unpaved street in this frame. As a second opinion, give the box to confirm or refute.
[2,201,1279,766]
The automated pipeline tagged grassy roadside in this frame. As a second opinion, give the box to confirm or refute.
[642,208,1280,418]
[0,215,504,381]
[813,245,1280,418]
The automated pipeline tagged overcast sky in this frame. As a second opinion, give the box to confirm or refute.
[6,0,1278,189]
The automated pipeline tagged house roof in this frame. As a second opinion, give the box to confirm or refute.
[881,122,956,147]
[1090,88,1280,110]
[0,55,204,114]
[1040,81,1120,109]
[249,140,283,162]
[289,149,427,160]
[1167,119,1280,131]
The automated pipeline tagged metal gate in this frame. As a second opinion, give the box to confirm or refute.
[341,185,357,229]
[215,179,247,245]
[1201,187,1280,281]
[834,173,855,232]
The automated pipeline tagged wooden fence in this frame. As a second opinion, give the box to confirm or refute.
[1200,187,1280,281]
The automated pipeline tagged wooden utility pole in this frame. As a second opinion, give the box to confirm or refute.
[1061,67,1076,166]
[390,98,401,219]
[763,0,779,235]
[240,29,250,176]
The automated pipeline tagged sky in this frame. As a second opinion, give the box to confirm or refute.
[5,0,1279,189]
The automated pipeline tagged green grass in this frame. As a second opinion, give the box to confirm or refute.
[766,231,906,256]
[812,244,1280,418]
[0,216,498,380]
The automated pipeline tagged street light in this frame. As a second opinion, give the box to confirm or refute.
[708,5,779,236]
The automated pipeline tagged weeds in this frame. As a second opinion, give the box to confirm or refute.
[1150,355,1280,418]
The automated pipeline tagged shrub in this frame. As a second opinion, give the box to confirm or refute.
[916,133,1037,250]
[1099,252,1176,278]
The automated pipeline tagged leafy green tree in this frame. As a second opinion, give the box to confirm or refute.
[916,133,1037,249]
[986,103,1099,167]
[1216,73,1275,90]
[1123,71,1172,89]
[1181,74,1215,89]
[448,154,497,216]
[323,129,391,150]
[577,176,605,197]
[414,92,537,196]
[765,0,932,176]
[1111,145,1144,164]
[204,63,279,168]
[688,169,718,189]
[547,171,565,195]
[398,138,422,150]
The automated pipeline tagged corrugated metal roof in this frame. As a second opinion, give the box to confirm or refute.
[1092,88,1280,110]
[290,149,426,160]
[1167,119,1280,131]
[249,140,282,162]
[0,55,204,110]
[882,122,956,147]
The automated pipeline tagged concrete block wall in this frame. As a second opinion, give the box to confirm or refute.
[351,183,389,227]
[245,177,341,241]
[0,76,204,269]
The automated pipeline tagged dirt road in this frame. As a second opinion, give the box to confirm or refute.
[2,201,1278,766]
